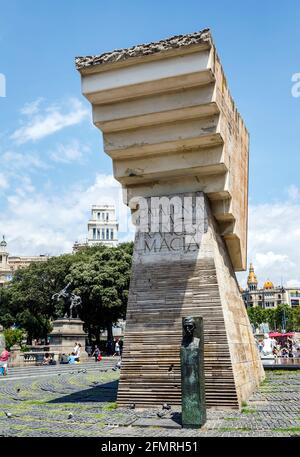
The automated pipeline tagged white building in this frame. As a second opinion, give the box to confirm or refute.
[73,205,119,251]
[88,205,118,247]
[0,236,49,287]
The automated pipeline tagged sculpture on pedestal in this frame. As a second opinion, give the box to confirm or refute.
[52,282,82,319]
[180,316,206,428]
[49,284,87,359]
[76,28,265,409]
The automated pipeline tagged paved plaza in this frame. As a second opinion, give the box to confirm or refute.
[0,361,299,437]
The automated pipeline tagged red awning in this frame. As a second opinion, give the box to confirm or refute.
[269,332,282,337]
[282,332,295,337]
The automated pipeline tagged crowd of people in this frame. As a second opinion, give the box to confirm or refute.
[257,335,300,359]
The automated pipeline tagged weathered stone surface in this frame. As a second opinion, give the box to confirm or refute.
[75,29,210,69]
[49,318,88,359]
[76,29,248,271]
[116,193,264,409]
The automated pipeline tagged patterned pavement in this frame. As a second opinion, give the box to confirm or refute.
[0,365,299,437]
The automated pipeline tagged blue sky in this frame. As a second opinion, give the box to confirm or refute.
[1,0,300,286]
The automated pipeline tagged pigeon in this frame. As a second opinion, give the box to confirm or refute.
[162,403,171,410]
[70,371,74,375]
[168,364,174,372]
[16,388,20,393]
[157,411,166,418]
[67,413,73,419]
[128,403,135,410]
[4,412,12,418]
[112,367,117,371]
[57,373,61,376]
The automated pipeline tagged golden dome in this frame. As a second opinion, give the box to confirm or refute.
[264,280,274,289]
[247,263,258,285]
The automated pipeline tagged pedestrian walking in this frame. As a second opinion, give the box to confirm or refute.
[0,347,10,376]
[92,345,101,362]
[113,339,120,357]
[119,338,124,356]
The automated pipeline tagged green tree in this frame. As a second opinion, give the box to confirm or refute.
[247,306,264,327]
[3,328,25,350]
[0,243,133,345]
[68,243,133,344]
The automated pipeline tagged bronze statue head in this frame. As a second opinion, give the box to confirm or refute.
[183,316,196,336]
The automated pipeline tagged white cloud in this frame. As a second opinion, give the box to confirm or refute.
[238,186,300,288]
[50,140,90,164]
[11,98,89,144]
[0,174,132,256]
[0,173,8,190]
[1,150,49,171]
[20,98,44,116]
[287,184,300,200]
[286,279,300,287]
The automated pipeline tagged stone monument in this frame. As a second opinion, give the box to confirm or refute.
[181,316,206,428]
[76,28,264,409]
[49,283,88,359]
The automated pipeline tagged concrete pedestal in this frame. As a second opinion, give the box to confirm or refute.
[49,318,88,360]
[117,193,264,409]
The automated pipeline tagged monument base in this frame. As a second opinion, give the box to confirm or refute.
[49,318,88,360]
[117,192,264,409]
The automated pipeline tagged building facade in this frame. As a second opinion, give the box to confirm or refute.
[242,263,300,309]
[0,236,49,287]
[73,205,119,251]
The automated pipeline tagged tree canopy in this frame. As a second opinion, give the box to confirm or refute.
[247,303,300,332]
[0,243,133,344]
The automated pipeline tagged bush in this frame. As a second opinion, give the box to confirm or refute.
[3,328,25,350]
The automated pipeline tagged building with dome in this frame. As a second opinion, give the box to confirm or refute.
[0,236,49,287]
[242,263,300,309]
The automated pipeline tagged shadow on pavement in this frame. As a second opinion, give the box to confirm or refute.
[49,380,118,403]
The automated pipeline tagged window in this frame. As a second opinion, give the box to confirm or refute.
[106,228,109,240]
[102,213,105,220]
[97,229,100,240]
[93,228,96,240]
[97,212,100,220]
[102,228,105,239]
[106,212,109,221]
[110,229,114,240]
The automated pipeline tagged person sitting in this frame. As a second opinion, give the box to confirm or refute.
[280,347,289,358]
[0,347,10,376]
[75,343,81,363]
[42,353,52,365]
[68,352,78,364]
